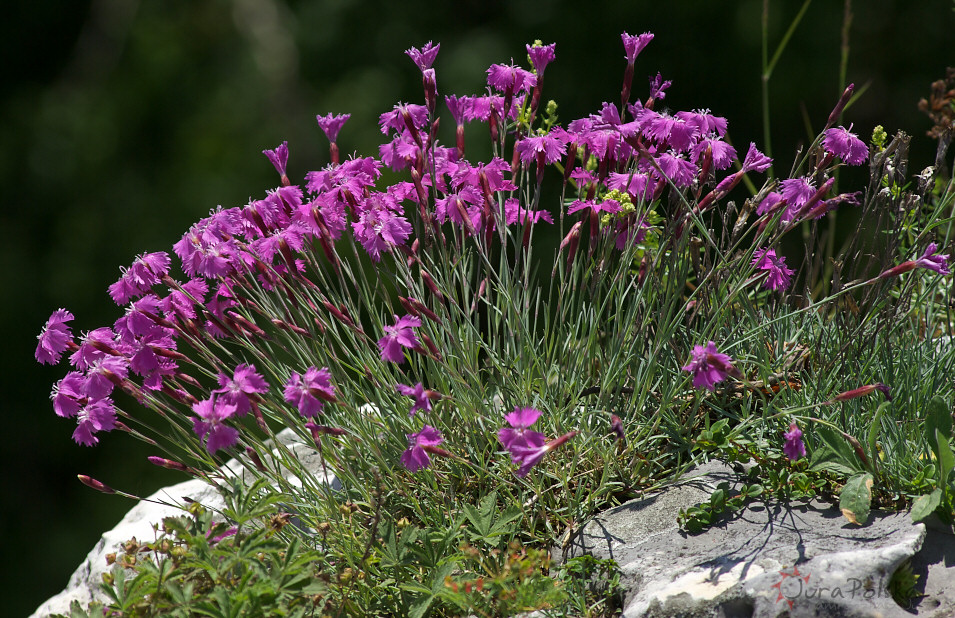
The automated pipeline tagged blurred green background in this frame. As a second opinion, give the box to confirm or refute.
[4,0,952,614]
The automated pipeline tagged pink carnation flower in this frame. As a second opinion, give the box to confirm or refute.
[214,363,269,416]
[497,407,577,477]
[316,113,351,143]
[192,397,240,455]
[783,422,806,460]
[915,242,951,275]
[73,398,116,447]
[405,41,440,71]
[108,252,172,306]
[262,141,288,179]
[682,341,738,391]
[526,42,556,76]
[36,308,75,365]
[507,431,577,477]
[621,31,654,64]
[823,125,868,166]
[486,63,536,94]
[377,315,422,363]
[498,407,546,452]
[284,367,336,417]
[396,382,434,416]
[515,134,567,166]
[741,142,773,173]
[351,203,412,262]
[400,425,444,472]
[751,248,795,291]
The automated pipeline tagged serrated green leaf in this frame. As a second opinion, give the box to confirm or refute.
[408,594,435,618]
[911,488,943,522]
[867,402,888,467]
[840,473,874,525]
[399,583,434,595]
[300,580,329,595]
[478,490,499,517]
[488,505,523,537]
[67,599,91,618]
[165,580,195,606]
[461,502,490,538]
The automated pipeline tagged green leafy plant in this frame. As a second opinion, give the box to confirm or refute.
[678,480,765,534]
[439,542,568,617]
[888,558,922,609]
[911,396,955,523]
[56,480,332,618]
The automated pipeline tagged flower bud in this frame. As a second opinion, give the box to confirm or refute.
[421,68,438,113]
[557,221,583,273]
[419,333,442,360]
[306,421,348,438]
[399,296,419,318]
[78,475,115,494]
[826,83,854,129]
[271,318,310,337]
[147,456,190,472]
[831,383,892,403]
[420,269,445,302]
[610,414,625,445]
[470,277,487,314]
[245,447,266,472]
[322,299,354,327]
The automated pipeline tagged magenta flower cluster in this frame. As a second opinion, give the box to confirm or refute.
[35,31,949,482]
[752,124,867,225]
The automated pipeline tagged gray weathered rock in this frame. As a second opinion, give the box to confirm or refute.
[37,450,955,617]
[31,428,336,618]
[562,460,955,617]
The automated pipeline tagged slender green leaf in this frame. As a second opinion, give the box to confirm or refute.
[937,428,955,485]
[810,444,861,476]
[926,396,952,454]
[867,402,888,469]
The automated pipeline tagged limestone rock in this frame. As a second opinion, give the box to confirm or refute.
[31,476,225,618]
[36,449,955,617]
[31,428,335,618]
[562,460,955,617]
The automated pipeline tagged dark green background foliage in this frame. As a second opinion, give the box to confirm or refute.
[4,0,952,614]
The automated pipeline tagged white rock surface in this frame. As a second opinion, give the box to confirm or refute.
[32,476,226,618]
[32,428,335,618]
[37,451,955,617]
[562,460,955,618]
